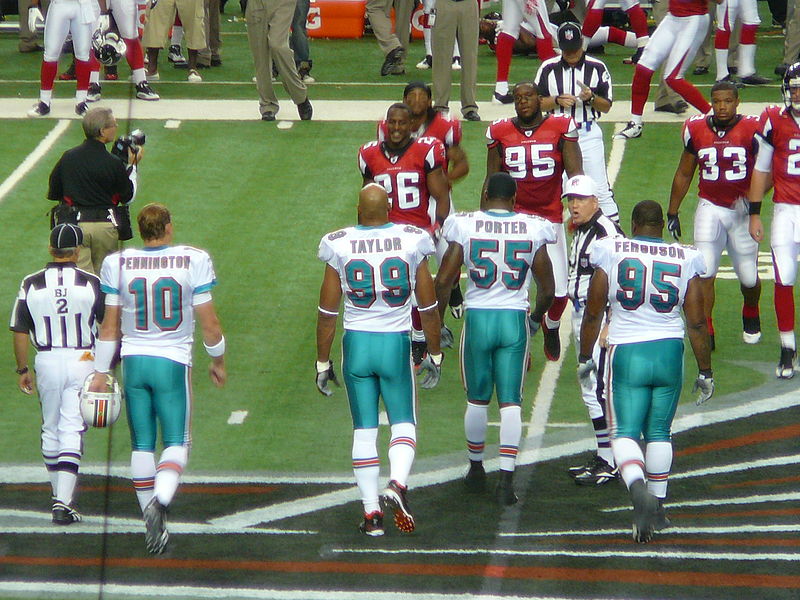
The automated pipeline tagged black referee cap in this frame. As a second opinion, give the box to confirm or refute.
[557,22,583,52]
[50,223,83,249]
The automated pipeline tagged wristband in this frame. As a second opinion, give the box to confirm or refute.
[578,354,592,363]
[418,301,438,312]
[204,335,226,357]
[748,202,761,215]
[429,352,443,367]
[699,368,713,378]
[316,360,332,373]
[94,339,118,373]
[15,366,28,375]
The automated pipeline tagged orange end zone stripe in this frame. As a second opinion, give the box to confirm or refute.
[0,556,798,589]
[676,424,800,457]
[713,476,800,489]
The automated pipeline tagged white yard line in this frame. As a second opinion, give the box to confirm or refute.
[602,491,800,513]
[501,523,800,537]
[671,454,800,480]
[0,119,69,203]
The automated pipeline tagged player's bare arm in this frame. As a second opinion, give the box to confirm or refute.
[427,167,451,225]
[579,268,609,359]
[446,145,469,184]
[12,331,34,395]
[415,259,442,357]
[316,264,343,364]
[684,275,712,373]
[484,146,503,199]
[88,305,121,393]
[562,138,584,178]
[539,95,560,112]
[668,151,699,239]
[747,168,772,242]
[531,245,555,324]
[434,242,465,323]
[195,300,227,388]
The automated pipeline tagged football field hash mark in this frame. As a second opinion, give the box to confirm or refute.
[227,410,249,425]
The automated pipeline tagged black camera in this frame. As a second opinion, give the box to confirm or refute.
[111,129,146,165]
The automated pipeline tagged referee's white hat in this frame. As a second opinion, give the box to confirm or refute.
[562,175,596,198]
[50,223,83,249]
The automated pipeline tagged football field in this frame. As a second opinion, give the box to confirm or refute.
[0,11,799,599]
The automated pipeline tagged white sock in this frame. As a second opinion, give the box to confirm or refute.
[40,89,53,104]
[170,26,183,46]
[631,114,643,126]
[89,70,100,84]
[544,314,560,329]
[612,437,645,489]
[411,327,426,343]
[423,25,432,56]
[637,35,649,47]
[495,81,509,95]
[75,89,87,104]
[48,470,58,497]
[738,44,756,77]
[155,445,188,507]
[56,471,77,505]
[388,422,416,488]
[498,405,522,472]
[645,441,673,499]
[464,401,488,462]
[780,331,796,350]
[352,428,380,514]
[131,450,156,512]
[715,48,730,79]
[132,67,146,85]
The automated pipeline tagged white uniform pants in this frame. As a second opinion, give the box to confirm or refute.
[577,122,618,220]
[107,0,139,39]
[548,222,568,297]
[43,0,97,62]
[693,197,758,287]
[716,0,760,31]
[500,0,556,40]
[771,203,800,286]
[571,304,606,420]
[639,13,709,80]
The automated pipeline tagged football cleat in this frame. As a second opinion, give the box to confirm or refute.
[358,511,385,536]
[492,91,514,105]
[740,73,771,85]
[449,284,464,319]
[168,44,187,65]
[567,453,596,478]
[416,55,432,70]
[615,121,642,139]
[452,56,461,70]
[743,315,761,344]
[574,455,618,486]
[464,460,487,492]
[718,74,744,89]
[776,347,797,379]
[630,480,658,543]
[381,480,415,532]
[135,81,160,101]
[542,323,560,361]
[52,501,82,525]
[187,69,202,82]
[411,340,427,369]
[654,499,671,531]
[495,470,518,506]
[27,101,51,118]
[298,98,313,121]
[75,102,88,116]
[143,497,169,554]
[86,82,102,102]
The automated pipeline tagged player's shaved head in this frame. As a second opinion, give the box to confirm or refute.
[631,200,665,237]
[138,203,172,241]
[358,183,390,225]
[486,172,517,200]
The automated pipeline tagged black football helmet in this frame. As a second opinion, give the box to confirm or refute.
[782,62,800,110]
[92,30,126,66]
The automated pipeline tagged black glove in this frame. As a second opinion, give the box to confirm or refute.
[315,360,339,396]
[667,213,681,241]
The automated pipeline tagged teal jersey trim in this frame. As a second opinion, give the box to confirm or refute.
[143,245,169,252]
[355,223,393,230]
[483,209,516,217]
[101,284,119,294]
[194,279,217,295]
[632,235,664,243]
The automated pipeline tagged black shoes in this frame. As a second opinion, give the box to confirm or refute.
[495,470,518,506]
[380,47,406,76]
[464,460,487,492]
[52,501,82,525]
[297,98,313,120]
[654,100,688,114]
[463,110,481,122]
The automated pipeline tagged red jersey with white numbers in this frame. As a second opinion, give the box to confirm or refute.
[682,114,759,208]
[486,114,578,223]
[377,112,462,173]
[669,0,708,18]
[358,136,446,229]
[758,105,800,206]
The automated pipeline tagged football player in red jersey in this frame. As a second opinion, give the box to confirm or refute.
[667,80,762,351]
[360,103,450,367]
[485,82,582,361]
[749,63,800,379]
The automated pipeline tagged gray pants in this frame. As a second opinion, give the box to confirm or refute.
[432,0,479,115]
[18,0,49,52]
[365,0,413,57]
[246,0,308,116]
[199,0,221,65]
[785,0,800,64]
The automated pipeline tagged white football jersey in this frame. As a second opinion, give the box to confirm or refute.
[100,245,217,365]
[318,223,436,332]
[442,210,556,311]
[590,237,706,345]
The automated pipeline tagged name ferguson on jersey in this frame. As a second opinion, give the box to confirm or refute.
[615,240,686,259]
[350,237,403,254]
[121,255,192,270]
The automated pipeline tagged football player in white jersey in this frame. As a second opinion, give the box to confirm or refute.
[434,172,555,505]
[579,200,713,543]
[89,203,226,554]
[316,183,442,537]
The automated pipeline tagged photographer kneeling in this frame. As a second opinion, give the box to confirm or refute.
[48,107,143,275]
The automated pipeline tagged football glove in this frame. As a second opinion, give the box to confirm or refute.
[441,325,454,349]
[28,6,44,32]
[315,360,339,396]
[667,213,681,240]
[418,352,443,389]
[97,13,111,33]
[528,313,542,337]
[693,370,714,405]
[577,357,596,387]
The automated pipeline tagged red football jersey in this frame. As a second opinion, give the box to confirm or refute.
[669,0,708,17]
[758,105,800,206]
[358,136,447,229]
[377,112,462,173]
[486,114,578,223]
[683,114,759,208]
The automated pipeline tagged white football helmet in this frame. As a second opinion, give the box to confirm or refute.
[92,30,126,66]
[79,373,122,428]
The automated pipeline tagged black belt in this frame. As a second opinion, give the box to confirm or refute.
[76,207,114,222]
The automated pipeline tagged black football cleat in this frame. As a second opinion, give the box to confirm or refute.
[380,47,405,76]
[358,511,385,536]
[567,452,596,478]
[495,470,518,506]
[52,501,82,525]
[297,98,313,121]
[381,480,415,532]
[742,315,761,344]
[630,480,658,543]
[143,498,169,554]
[776,347,797,379]
[654,498,671,531]
[464,460,487,492]
[574,455,618,486]
[542,323,560,361]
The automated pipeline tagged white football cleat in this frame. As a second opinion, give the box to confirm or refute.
[742,330,761,344]
[615,121,643,139]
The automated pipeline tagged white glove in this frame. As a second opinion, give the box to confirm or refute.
[315,360,339,396]
[97,13,111,33]
[418,352,443,389]
[693,370,714,405]
[441,325,454,349]
[28,6,44,32]
[577,357,596,387]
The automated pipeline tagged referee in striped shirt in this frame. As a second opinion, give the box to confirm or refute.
[535,22,619,221]
[10,223,104,525]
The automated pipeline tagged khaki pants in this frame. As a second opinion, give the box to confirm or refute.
[432,0,479,115]
[198,0,221,64]
[78,221,119,275]
[365,0,413,57]
[19,0,50,51]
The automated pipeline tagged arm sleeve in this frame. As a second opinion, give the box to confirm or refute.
[99,254,122,305]
[9,285,33,333]
[47,159,63,202]
[754,134,774,172]
[424,140,447,172]
[191,251,217,300]
[596,66,612,102]
[589,238,610,270]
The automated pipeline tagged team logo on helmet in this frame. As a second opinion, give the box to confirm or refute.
[92,30,126,67]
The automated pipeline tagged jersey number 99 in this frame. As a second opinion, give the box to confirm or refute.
[345,257,411,308]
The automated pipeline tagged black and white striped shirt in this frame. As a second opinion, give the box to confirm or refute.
[10,262,104,351]
[535,55,613,126]
[568,212,624,304]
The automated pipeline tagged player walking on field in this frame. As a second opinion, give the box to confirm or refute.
[89,203,226,554]
[668,80,762,351]
[316,183,442,536]
[579,201,714,543]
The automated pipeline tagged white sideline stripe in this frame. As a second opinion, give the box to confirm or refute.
[0,119,69,203]
[547,422,586,428]
[606,123,626,187]
[526,313,572,440]
[500,523,800,537]
[0,583,601,600]
[672,454,800,480]
[602,491,800,513]
[164,119,182,129]
[227,410,249,425]
[330,546,800,562]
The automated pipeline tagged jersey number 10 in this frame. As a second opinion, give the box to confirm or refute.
[129,277,184,331]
